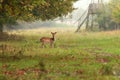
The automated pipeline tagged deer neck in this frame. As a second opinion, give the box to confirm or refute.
[52,34,55,40]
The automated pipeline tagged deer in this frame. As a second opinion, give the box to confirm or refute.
[40,32,57,48]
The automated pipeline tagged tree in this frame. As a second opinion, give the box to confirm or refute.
[95,3,119,31]
[109,0,120,23]
[0,0,77,32]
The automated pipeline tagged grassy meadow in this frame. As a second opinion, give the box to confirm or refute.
[0,27,120,80]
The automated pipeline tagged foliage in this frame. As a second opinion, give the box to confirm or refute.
[94,3,120,31]
[0,0,77,32]
[109,0,120,23]
[96,4,111,30]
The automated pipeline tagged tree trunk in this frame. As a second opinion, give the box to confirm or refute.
[0,23,3,33]
[90,15,94,31]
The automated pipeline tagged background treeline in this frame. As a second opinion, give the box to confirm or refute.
[94,0,120,31]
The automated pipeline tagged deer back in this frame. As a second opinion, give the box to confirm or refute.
[40,37,54,43]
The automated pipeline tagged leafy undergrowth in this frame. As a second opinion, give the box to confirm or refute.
[0,30,120,80]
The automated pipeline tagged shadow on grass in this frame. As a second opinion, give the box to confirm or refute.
[0,55,31,62]
[0,32,24,41]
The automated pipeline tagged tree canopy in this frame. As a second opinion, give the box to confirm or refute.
[0,0,77,32]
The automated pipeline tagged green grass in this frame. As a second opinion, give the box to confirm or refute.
[0,29,120,80]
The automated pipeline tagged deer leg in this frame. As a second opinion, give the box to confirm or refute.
[50,43,52,48]
[41,43,45,48]
[50,42,54,48]
[50,42,52,48]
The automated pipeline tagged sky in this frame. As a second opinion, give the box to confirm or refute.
[74,0,110,10]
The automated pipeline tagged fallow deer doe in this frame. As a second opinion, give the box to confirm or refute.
[40,32,57,48]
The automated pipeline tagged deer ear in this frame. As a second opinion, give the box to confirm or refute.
[51,32,53,34]
[55,32,57,34]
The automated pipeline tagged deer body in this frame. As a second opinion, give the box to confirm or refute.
[40,32,57,48]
